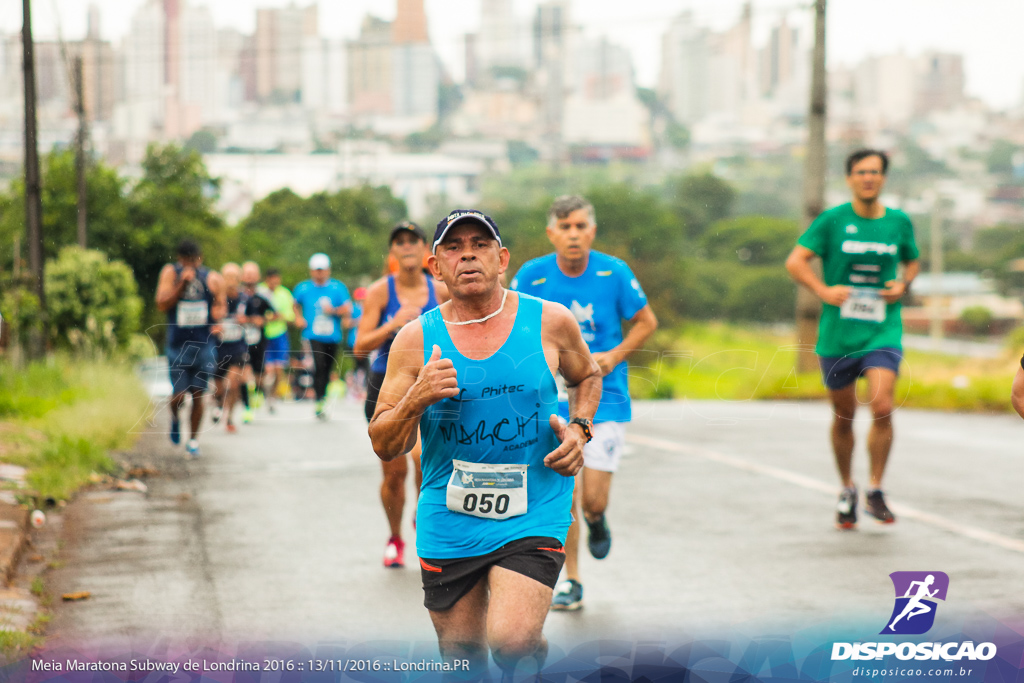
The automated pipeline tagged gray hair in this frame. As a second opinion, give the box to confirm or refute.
[548,195,595,224]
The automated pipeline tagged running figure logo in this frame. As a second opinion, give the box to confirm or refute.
[882,571,949,635]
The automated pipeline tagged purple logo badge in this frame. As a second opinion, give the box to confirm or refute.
[881,571,949,635]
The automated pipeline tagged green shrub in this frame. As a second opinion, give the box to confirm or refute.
[959,306,993,335]
[45,246,143,353]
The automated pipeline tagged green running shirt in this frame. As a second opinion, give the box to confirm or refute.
[797,203,919,358]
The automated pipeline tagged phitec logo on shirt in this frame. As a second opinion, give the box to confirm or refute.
[830,571,997,663]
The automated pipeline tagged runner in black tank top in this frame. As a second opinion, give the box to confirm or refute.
[155,240,226,458]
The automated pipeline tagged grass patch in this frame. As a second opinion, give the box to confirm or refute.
[0,629,41,663]
[0,357,149,501]
[630,322,1020,412]
[26,612,50,636]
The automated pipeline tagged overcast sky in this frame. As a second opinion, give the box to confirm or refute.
[2,0,1022,109]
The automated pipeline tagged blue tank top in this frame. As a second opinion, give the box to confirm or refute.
[371,274,438,374]
[416,293,573,559]
[166,264,214,349]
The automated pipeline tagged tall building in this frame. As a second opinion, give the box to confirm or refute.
[255,4,318,102]
[392,43,438,119]
[122,1,165,117]
[78,4,116,123]
[760,15,799,98]
[533,1,574,160]
[302,37,346,114]
[916,52,965,116]
[178,3,217,131]
[707,3,753,118]
[572,36,632,100]
[347,16,393,116]
[564,36,649,155]
[393,0,429,44]
[854,53,916,128]
[478,0,527,80]
[659,12,710,126]
[392,0,438,122]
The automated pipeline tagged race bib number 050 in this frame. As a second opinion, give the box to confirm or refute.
[840,287,886,323]
[446,460,528,520]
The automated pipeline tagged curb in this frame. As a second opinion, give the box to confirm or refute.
[0,501,29,586]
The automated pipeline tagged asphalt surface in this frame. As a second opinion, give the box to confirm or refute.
[45,395,1024,653]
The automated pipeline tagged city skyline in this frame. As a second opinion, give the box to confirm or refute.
[1,0,1022,109]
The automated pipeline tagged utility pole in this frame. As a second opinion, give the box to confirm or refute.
[22,0,46,359]
[74,54,88,248]
[929,197,945,344]
[796,0,827,374]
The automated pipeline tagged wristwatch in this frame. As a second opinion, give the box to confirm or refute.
[569,417,594,443]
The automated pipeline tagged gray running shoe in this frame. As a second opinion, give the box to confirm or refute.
[586,514,612,559]
[836,486,857,530]
[550,579,583,611]
[864,489,896,524]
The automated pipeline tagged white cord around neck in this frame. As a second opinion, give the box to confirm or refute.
[445,288,509,326]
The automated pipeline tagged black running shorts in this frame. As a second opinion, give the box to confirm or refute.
[419,536,566,612]
[364,370,386,422]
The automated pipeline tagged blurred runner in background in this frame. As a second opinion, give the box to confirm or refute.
[356,222,449,568]
[786,149,920,529]
[156,239,225,458]
[293,254,352,421]
[512,195,658,612]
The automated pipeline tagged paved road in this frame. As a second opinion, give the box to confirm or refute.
[46,396,1024,654]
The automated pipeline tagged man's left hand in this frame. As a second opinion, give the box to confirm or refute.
[543,414,585,477]
[590,351,620,377]
[880,279,908,304]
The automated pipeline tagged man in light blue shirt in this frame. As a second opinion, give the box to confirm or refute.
[292,253,352,420]
[512,195,658,611]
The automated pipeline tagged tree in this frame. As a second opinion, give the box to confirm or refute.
[667,172,735,239]
[44,246,142,352]
[725,268,797,322]
[184,129,218,155]
[0,150,129,274]
[124,144,229,308]
[700,216,800,266]
[234,185,407,287]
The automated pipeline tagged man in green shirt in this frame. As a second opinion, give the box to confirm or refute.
[786,149,920,529]
[262,267,295,413]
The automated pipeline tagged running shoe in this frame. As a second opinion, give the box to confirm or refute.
[252,390,264,409]
[315,399,327,421]
[550,579,583,611]
[864,489,896,524]
[185,439,201,458]
[383,536,405,568]
[242,408,254,424]
[225,423,237,434]
[170,418,181,445]
[586,514,612,559]
[836,486,857,530]
[210,405,223,424]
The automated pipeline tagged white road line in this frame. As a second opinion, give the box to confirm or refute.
[629,433,1024,555]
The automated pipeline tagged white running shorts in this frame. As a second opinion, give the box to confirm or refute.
[582,422,626,473]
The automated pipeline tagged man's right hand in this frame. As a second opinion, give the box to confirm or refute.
[819,285,851,307]
[411,344,459,408]
[392,304,422,330]
[294,316,307,330]
[179,267,196,284]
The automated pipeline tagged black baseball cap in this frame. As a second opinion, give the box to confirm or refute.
[432,210,502,253]
[389,221,427,244]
